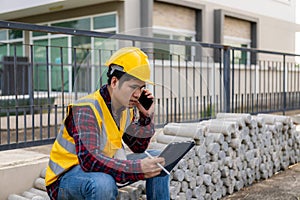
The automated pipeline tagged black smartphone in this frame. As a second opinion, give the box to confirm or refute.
[138,91,153,110]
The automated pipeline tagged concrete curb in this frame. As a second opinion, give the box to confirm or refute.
[0,148,49,200]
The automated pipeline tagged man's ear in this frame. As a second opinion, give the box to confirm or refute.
[110,76,119,89]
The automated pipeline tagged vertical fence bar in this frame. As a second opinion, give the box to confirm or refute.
[0,108,2,144]
[185,59,188,121]
[192,58,196,119]
[166,98,169,123]
[177,55,180,122]
[30,45,35,141]
[13,45,19,143]
[203,96,206,118]
[189,97,192,120]
[169,54,173,122]
[231,49,235,113]
[60,47,65,118]
[238,59,242,112]
[200,56,203,119]
[161,57,165,123]
[98,49,102,87]
[23,109,27,142]
[181,97,184,121]
[157,99,161,124]
[223,46,230,112]
[152,52,156,97]
[40,105,43,139]
[298,63,300,107]
[293,62,296,109]
[46,46,50,102]
[74,48,78,100]
[7,110,10,144]
[244,59,247,112]
[174,98,177,122]
[54,105,58,137]
[46,45,51,139]
[196,96,199,119]
[208,57,211,115]
[283,55,286,115]
[13,44,18,106]
[218,49,223,112]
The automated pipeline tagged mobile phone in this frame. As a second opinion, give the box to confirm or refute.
[138,91,153,110]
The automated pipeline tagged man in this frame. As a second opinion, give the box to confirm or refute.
[45,47,170,200]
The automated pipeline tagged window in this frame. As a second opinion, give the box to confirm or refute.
[33,31,47,37]
[224,36,251,65]
[30,12,118,92]
[0,30,7,40]
[9,30,23,39]
[51,18,90,30]
[153,33,170,60]
[50,37,69,91]
[0,29,24,59]
[153,28,195,61]
[94,14,116,29]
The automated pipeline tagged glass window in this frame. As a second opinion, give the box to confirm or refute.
[50,37,68,64]
[0,44,7,61]
[72,36,92,92]
[240,44,248,65]
[153,33,193,61]
[226,42,249,65]
[0,30,7,41]
[9,30,23,39]
[33,39,48,91]
[33,31,48,37]
[154,33,170,60]
[94,35,117,87]
[52,18,90,30]
[33,40,48,63]
[51,37,69,91]
[94,14,116,29]
[173,35,192,61]
[9,42,23,57]
[72,36,91,62]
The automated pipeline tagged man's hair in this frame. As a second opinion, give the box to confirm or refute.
[107,64,139,87]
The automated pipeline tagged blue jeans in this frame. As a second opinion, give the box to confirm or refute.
[57,150,170,200]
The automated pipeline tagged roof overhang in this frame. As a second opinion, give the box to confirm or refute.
[0,0,119,20]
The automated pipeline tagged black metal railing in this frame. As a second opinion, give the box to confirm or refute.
[0,20,300,150]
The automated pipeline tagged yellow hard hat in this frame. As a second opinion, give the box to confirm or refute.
[105,47,153,84]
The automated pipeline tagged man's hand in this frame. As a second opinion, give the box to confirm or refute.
[141,157,165,178]
[136,90,155,117]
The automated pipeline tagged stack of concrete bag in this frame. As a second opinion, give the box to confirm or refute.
[8,113,300,200]
[148,113,300,200]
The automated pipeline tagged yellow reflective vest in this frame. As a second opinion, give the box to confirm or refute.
[45,91,133,186]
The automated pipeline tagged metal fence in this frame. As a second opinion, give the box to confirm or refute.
[0,20,300,150]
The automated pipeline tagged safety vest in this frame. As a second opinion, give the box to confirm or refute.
[45,91,133,186]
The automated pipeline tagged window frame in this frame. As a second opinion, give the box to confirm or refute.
[153,26,196,62]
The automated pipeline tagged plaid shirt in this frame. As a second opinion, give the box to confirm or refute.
[46,85,155,200]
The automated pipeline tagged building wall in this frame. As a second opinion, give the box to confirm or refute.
[188,0,296,23]
[1,0,299,55]
[153,2,195,31]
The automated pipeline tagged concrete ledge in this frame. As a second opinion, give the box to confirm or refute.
[0,149,49,200]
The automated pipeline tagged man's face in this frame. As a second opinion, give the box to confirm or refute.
[111,77,145,109]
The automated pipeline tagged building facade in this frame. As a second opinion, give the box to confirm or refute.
[0,0,299,93]
[1,0,299,50]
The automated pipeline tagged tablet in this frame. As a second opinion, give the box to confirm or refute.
[158,141,195,176]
